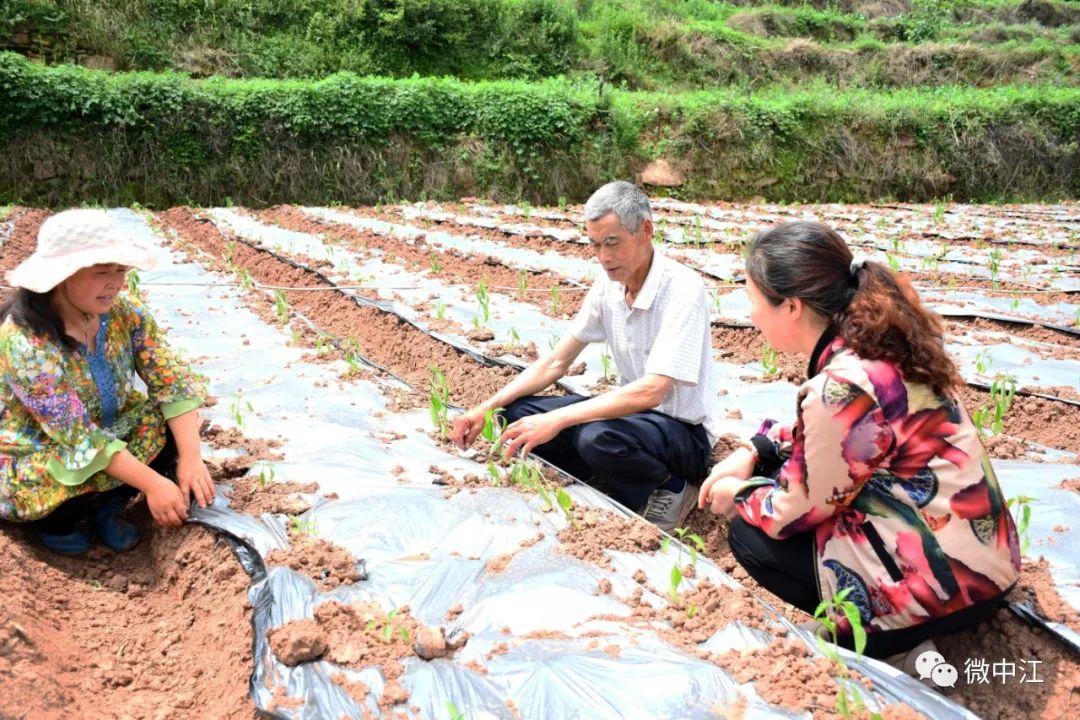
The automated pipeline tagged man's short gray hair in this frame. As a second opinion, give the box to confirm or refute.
[584,181,652,234]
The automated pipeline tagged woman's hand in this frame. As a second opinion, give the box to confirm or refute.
[146,476,189,528]
[177,455,215,509]
[711,446,757,482]
[697,471,745,518]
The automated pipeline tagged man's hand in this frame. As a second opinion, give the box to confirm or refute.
[449,407,488,450]
[177,455,215,509]
[501,412,564,461]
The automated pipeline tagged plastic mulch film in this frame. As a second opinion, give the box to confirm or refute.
[209,209,1079,451]
[993,462,1080,653]
[203,208,612,397]
[303,207,598,283]
[117,207,980,719]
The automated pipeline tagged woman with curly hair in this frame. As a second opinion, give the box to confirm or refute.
[0,209,213,555]
[700,221,1020,670]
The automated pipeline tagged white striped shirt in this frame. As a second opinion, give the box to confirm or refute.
[570,250,718,444]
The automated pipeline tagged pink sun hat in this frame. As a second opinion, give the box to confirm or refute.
[7,209,159,293]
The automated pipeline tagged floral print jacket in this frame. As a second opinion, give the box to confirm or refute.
[0,294,205,521]
[736,329,1020,633]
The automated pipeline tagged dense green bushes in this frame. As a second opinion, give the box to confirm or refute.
[1,0,581,80]
[3,0,1078,88]
[2,52,1076,206]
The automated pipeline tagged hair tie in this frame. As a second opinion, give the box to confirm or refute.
[849,258,864,280]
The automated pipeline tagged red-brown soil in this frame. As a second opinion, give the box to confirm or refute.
[267,600,465,714]
[258,205,588,319]
[0,208,50,299]
[684,510,1080,719]
[156,208,520,408]
[265,530,363,590]
[0,517,253,720]
[557,507,663,569]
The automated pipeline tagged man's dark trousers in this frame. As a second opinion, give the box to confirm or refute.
[501,394,712,511]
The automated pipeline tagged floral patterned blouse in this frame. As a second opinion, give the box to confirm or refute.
[0,293,205,521]
[736,329,1020,634]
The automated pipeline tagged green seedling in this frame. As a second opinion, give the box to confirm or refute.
[974,349,992,376]
[517,271,529,299]
[288,516,318,536]
[557,196,567,214]
[665,527,706,602]
[223,240,236,267]
[435,301,447,320]
[429,367,451,437]
[274,290,290,326]
[1074,306,1080,328]
[446,701,466,720]
[507,327,521,348]
[238,269,255,291]
[257,462,276,487]
[1006,495,1035,555]
[126,270,141,297]
[988,248,1002,288]
[988,375,1017,435]
[556,487,576,528]
[711,290,723,316]
[885,253,901,272]
[813,588,876,719]
[429,253,442,275]
[933,199,947,225]
[520,199,532,221]
[1010,296,1022,311]
[480,407,506,458]
[230,390,253,430]
[342,337,363,375]
[600,346,615,383]
[474,281,491,328]
[548,334,560,352]
[508,459,555,512]
[694,215,704,245]
[760,343,780,378]
[315,333,333,356]
[550,285,563,315]
[971,406,991,435]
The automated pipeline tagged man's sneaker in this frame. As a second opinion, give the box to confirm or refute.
[642,482,697,533]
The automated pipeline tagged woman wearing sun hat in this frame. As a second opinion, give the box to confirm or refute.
[0,208,214,554]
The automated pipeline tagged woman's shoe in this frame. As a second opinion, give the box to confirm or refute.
[34,526,92,555]
[94,497,139,552]
[884,638,940,686]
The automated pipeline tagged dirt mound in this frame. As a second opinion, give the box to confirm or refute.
[557,507,662,569]
[0,517,252,720]
[224,474,318,515]
[268,601,467,713]
[266,530,363,590]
